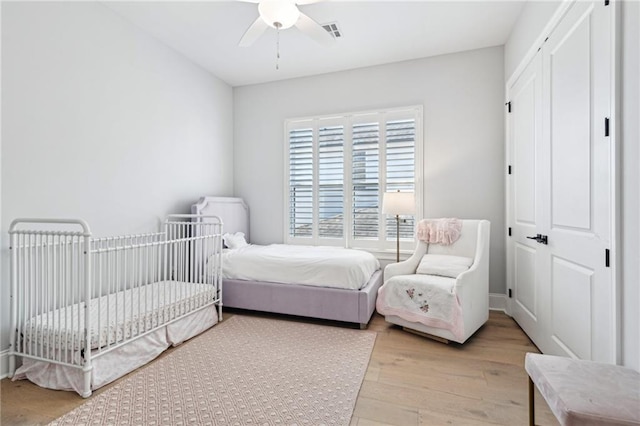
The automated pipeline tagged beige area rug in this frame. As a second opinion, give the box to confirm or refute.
[50,315,376,425]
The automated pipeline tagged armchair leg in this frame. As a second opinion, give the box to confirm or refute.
[402,327,449,344]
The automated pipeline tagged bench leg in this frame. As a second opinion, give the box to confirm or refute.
[529,376,535,426]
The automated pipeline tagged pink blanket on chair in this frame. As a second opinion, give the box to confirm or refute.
[416,218,462,245]
[376,276,464,341]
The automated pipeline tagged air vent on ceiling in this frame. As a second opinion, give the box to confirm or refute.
[322,22,342,39]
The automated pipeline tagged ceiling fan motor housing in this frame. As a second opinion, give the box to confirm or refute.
[258,0,300,29]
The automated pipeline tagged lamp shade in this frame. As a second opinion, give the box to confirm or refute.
[382,192,416,216]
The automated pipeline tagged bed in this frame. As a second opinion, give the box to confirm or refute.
[191,196,383,328]
[8,214,222,397]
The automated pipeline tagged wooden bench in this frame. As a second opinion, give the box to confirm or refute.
[525,353,640,425]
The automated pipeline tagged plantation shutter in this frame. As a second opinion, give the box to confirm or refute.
[288,126,314,238]
[318,124,345,238]
[385,118,416,240]
[352,120,380,240]
[285,106,422,251]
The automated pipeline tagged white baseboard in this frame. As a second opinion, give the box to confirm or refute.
[0,349,9,380]
[489,293,509,314]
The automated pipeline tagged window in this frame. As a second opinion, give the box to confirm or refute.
[286,106,422,254]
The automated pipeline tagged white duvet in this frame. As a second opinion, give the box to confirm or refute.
[220,244,380,290]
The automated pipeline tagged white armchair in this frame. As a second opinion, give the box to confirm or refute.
[380,219,490,344]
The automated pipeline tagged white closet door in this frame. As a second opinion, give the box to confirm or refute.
[507,0,616,363]
[541,0,614,362]
[507,50,544,346]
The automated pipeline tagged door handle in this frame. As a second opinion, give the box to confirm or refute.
[526,234,548,245]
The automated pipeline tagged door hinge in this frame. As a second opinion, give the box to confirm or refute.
[605,249,610,267]
[508,165,512,175]
[605,117,610,137]
[508,289,512,298]
[604,0,610,6]
[505,101,512,113]
[508,227,512,236]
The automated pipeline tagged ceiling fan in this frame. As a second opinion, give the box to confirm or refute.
[238,0,335,47]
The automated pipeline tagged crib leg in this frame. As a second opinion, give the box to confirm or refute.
[8,354,15,378]
[218,303,223,322]
[81,368,92,398]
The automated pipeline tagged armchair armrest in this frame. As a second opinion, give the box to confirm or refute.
[453,220,491,332]
[456,220,490,288]
[384,241,427,282]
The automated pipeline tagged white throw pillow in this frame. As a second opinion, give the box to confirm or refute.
[223,232,248,249]
[416,254,473,278]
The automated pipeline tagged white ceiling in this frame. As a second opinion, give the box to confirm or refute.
[102,1,526,87]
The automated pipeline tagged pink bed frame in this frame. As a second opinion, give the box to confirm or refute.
[191,196,383,329]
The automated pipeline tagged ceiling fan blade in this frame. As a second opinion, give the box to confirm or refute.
[239,17,268,47]
[295,12,335,46]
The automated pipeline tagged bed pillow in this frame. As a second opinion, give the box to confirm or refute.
[416,254,473,278]
[223,232,248,249]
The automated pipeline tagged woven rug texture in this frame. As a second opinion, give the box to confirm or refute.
[50,315,376,425]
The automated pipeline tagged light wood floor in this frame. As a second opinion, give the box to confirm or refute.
[1,311,558,425]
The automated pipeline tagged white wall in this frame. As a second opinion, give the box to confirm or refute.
[505,1,640,370]
[234,46,506,295]
[0,2,234,369]
[0,1,3,377]
[621,0,640,370]
[504,0,562,81]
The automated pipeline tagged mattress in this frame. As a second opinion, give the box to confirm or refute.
[22,281,217,352]
[220,244,380,290]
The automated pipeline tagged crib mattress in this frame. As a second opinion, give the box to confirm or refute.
[220,244,380,290]
[22,280,217,351]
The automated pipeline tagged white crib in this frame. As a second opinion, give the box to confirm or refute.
[8,214,222,397]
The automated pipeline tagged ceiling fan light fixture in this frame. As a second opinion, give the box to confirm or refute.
[258,0,300,30]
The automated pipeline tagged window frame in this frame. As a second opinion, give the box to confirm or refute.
[283,105,423,257]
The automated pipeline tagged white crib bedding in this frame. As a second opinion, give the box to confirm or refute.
[14,305,218,394]
[22,281,217,352]
[219,244,380,290]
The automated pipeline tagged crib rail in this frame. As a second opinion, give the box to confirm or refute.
[8,215,222,397]
[9,219,91,379]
